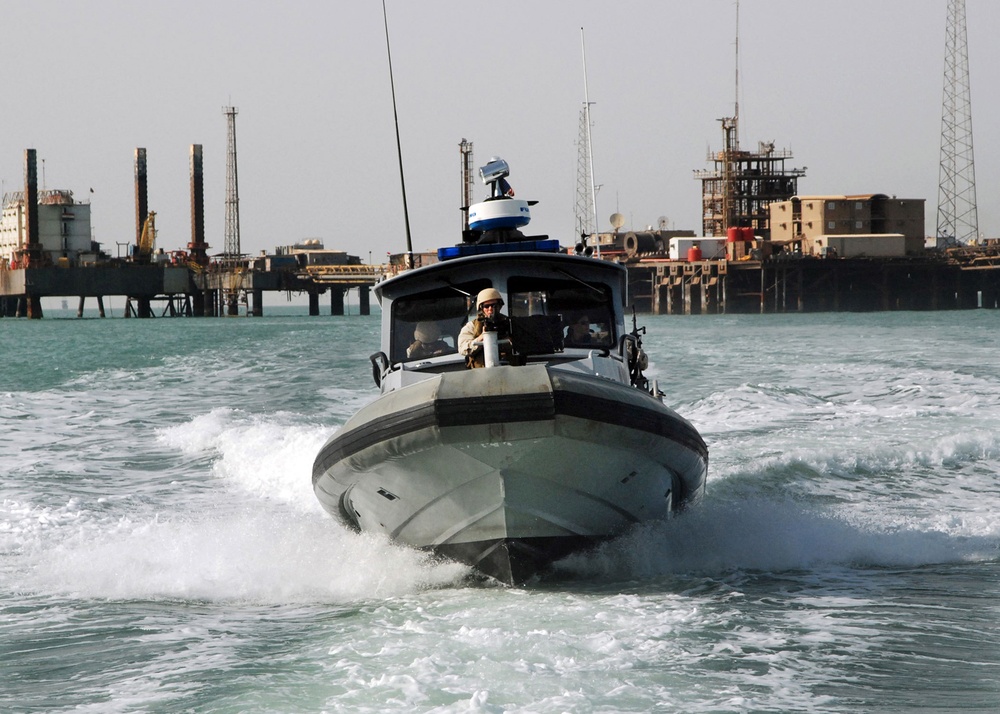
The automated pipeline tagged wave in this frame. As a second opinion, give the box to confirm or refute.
[5,496,468,604]
[553,494,1000,582]
[4,407,469,604]
[156,407,339,509]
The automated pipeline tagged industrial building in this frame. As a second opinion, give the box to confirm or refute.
[693,116,806,238]
[1,189,98,268]
[769,195,926,256]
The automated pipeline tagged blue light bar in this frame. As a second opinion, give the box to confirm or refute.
[438,239,561,261]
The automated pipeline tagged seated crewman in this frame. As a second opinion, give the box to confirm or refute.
[406,321,451,359]
[564,315,596,346]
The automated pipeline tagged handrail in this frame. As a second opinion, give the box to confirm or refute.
[369,351,390,387]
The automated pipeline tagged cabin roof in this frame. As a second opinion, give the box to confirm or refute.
[374,251,626,304]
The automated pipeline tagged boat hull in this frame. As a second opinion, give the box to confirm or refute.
[312,365,707,584]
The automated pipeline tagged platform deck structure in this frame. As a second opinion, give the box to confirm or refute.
[5,254,1000,318]
[0,264,382,318]
[625,252,1000,314]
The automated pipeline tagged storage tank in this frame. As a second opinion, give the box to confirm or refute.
[624,231,659,257]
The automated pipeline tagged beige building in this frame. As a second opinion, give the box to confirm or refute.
[769,194,926,256]
[1,189,95,267]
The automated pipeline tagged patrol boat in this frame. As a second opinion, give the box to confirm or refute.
[312,159,708,585]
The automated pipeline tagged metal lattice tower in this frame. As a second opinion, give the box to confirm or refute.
[936,0,978,247]
[574,28,599,247]
[574,106,596,241]
[223,106,242,262]
[459,138,474,232]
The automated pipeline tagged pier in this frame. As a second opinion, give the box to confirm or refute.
[0,147,383,319]
[625,250,1000,314]
[0,262,382,319]
[4,141,1000,319]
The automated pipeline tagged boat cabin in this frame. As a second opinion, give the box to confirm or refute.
[373,249,629,378]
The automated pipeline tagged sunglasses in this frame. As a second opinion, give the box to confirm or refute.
[481,302,501,310]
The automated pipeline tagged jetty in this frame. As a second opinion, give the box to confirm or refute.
[620,248,1000,314]
[4,142,1000,319]
[0,148,381,319]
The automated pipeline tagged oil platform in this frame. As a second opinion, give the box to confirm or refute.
[693,119,805,239]
[591,0,1000,314]
[601,102,1000,314]
[0,144,379,319]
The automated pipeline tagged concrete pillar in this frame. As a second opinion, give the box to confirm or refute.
[329,289,344,315]
[309,290,320,316]
[359,286,370,315]
[252,288,263,317]
[655,283,672,315]
[683,280,702,315]
[26,294,42,319]
[0,296,14,317]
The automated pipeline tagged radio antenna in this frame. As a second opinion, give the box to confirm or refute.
[382,0,413,265]
[734,0,741,147]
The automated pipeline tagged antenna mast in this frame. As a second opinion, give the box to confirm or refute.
[382,0,413,266]
[575,110,594,243]
[575,27,600,254]
[936,0,978,247]
[459,138,474,232]
[734,0,740,147]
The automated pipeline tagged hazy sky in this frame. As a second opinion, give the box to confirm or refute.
[4,0,998,261]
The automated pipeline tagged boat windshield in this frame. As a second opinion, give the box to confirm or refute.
[390,279,492,363]
[507,276,615,350]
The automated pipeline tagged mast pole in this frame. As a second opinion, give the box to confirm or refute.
[581,27,600,256]
[734,0,740,148]
[383,0,413,266]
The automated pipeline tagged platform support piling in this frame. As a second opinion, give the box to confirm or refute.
[329,288,344,316]
[359,286,370,315]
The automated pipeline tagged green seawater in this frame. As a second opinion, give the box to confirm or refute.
[2,309,999,713]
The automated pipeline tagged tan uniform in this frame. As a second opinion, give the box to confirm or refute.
[458,314,513,368]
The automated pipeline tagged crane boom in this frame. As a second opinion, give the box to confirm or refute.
[138,211,156,261]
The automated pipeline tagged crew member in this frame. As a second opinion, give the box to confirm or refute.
[406,321,451,359]
[458,288,515,368]
[565,315,595,346]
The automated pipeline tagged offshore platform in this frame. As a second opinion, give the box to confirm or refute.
[577,0,1000,314]
[0,110,381,320]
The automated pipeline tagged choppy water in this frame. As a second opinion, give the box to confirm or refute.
[2,308,999,713]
